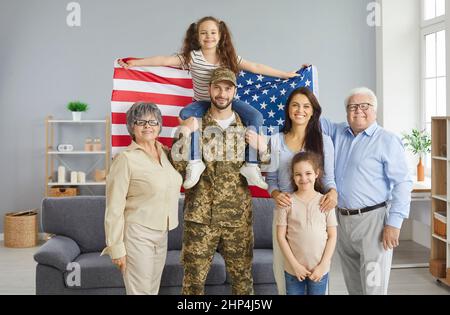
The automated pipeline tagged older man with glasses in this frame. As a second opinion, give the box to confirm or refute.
[321,87,413,295]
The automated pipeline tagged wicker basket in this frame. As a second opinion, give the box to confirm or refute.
[4,210,38,248]
[48,187,78,197]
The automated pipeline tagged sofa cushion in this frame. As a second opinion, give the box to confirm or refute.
[252,198,275,249]
[42,197,106,253]
[167,198,185,251]
[252,249,275,284]
[161,250,226,287]
[65,253,124,290]
[34,236,81,271]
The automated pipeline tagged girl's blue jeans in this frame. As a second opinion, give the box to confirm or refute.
[179,100,264,163]
[285,271,329,295]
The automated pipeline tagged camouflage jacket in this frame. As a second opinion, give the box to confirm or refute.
[171,108,252,228]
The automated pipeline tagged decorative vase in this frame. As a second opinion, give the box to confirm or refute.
[417,157,424,182]
[72,112,82,121]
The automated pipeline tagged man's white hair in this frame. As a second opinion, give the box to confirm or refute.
[344,87,378,112]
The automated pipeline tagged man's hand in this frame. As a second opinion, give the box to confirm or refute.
[178,117,199,133]
[382,225,400,250]
[245,130,268,153]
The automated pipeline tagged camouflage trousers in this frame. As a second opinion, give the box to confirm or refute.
[181,220,254,295]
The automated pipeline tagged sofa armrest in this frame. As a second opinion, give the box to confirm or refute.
[34,236,81,271]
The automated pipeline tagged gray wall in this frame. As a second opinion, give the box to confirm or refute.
[0,0,375,233]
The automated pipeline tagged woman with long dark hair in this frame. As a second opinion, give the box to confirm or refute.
[266,87,338,294]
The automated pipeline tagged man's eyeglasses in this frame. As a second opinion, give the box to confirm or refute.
[134,119,159,127]
[347,103,373,112]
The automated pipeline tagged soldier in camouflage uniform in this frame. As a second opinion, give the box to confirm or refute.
[171,68,266,295]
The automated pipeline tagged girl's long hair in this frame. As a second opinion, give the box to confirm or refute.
[180,16,239,74]
[282,87,324,165]
[291,151,324,194]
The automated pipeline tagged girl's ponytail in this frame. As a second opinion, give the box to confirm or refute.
[180,22,199,66]
[180,17,239,74]
[218,20,239,74]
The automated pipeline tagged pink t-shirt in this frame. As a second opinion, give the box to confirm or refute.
[275,192,337,274]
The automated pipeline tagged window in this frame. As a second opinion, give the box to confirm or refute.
[424,0,445,20]
[421,0,446,168]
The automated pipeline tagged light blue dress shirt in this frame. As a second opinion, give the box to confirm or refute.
[266,133,336,195]
[320,117,413,229]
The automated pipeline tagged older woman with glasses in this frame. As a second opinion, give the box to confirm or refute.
[101,102,182,295]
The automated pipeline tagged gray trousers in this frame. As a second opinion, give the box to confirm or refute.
[336,206,393,295]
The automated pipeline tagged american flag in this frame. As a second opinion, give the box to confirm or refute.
[235,66,318,135]
[111,59,318,197]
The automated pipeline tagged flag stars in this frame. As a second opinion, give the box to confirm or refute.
[255,84,262,89]
[270,95,277,103]
[290,82,297,89]
[237,84,243,89]
[280,89,287,96]
[252,94,260,102]
[262,90,269,95]
[277,118,285,126]
[246,79,254,85]
[244,89,251,95]
[260,102,267,110]
[277,103,285,111]
[305,79,311,87]
[268,110,275,118]
[268,126,275,134]
[257,74,264,82]
[239,71,246,77]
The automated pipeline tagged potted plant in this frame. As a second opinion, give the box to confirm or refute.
[67,101,89,121]
[402,128,432,182]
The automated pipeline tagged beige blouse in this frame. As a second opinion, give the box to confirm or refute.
[101,141,182,259]
[276,193,337,274]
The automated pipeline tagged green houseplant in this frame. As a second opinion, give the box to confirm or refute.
[402,128,432,181]
[67,101,89,121]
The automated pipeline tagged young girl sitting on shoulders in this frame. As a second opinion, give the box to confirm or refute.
[119,16,301,190]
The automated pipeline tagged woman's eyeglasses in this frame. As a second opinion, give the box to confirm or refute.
[134,119,159,127]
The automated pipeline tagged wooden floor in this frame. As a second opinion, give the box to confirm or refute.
[0,240,449,295]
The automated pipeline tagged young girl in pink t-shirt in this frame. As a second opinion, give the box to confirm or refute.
[276,151,337,295]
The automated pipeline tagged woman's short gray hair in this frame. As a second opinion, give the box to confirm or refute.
[126,102,162,139]
[344,87,378,112]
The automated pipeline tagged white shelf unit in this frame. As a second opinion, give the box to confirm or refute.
[430,117,450,286]
[45,115,111,196]
[47,181,106,186]
[48,151,107,155]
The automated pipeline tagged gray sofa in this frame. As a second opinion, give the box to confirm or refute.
[34,196,277,295]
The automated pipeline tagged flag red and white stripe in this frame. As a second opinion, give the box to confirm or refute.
[111,59,194,156]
